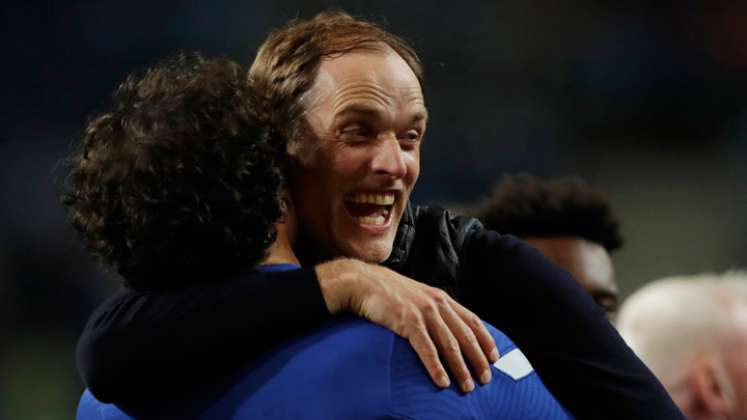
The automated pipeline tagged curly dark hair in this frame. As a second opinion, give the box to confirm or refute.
[61,53,283,290]
[474,174,623,252]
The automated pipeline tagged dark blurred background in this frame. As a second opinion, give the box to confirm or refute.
[2,1,745,418]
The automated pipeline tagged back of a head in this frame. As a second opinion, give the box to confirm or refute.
[475,174,623,252]
[62,53,283,290]
[617,271,747,401]
[247,10,423,147]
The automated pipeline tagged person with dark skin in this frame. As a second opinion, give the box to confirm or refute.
[73,53,572,419]
[72,11,684,419]
[473,174,623,318]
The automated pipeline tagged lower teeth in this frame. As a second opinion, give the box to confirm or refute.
[358,216,386,225]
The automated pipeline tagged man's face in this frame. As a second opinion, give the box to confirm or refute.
[524,237,619,318]
[287,48,426,262]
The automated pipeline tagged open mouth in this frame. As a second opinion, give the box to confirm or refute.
[343,191,398,226]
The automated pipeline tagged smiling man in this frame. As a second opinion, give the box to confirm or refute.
[76,11,685,419]
[287,48,425,263]
[71,53,570,420]
[246,15,429,266]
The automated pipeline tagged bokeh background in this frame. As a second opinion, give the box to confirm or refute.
[2,0,745,418]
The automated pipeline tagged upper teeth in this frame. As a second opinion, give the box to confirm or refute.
[347,193,396,205]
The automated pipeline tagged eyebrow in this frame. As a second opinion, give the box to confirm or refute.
[333,103,429,125]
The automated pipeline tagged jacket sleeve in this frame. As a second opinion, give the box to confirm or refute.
[76,267,330,408]
[458,229,685,420]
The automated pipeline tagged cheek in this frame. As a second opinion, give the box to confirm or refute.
[405,151,420,188]
[288,164,312,196]
[288,166,326,221]
[329,146,373,179]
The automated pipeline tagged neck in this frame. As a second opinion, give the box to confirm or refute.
[261,231,301,266]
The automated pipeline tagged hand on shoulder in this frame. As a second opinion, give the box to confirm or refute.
[315,258,499,393]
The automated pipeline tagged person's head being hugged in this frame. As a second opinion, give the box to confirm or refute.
[62,53,286,290]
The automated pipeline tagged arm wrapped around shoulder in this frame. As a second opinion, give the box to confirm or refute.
[76,267,329,408]
[458,229,684,419]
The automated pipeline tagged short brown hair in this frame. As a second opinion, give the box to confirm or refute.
[248,10,423,146]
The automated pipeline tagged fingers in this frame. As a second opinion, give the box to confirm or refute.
[450,297,500,364]
[440,299,493,387]
[348,263,498,393]
[425,302,476,393]
[408,326,451,389]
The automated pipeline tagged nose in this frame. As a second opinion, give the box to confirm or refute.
[371,134,407,179]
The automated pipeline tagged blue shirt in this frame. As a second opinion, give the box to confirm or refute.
[77,265,571,419]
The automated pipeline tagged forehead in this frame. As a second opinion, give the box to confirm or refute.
[526,237,617,293]
[305,48,425,112]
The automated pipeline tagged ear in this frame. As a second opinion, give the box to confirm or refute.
[277,189,298,243]
[281,189,295,212]
[689,356,734,416]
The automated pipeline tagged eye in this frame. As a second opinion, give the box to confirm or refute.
[405,130,421,141]
[398,129,422,150]
[595,296,618,318]
[339,124,372,141]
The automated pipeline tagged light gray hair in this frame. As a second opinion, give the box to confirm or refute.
[616,270,747,393]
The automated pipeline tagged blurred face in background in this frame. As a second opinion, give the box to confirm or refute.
[524,237,619,318]
[287,47,426,263]
[721,304,747,418]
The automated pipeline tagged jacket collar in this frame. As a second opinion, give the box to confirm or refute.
[385,200,416,269]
